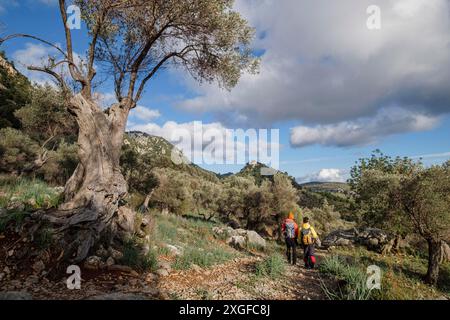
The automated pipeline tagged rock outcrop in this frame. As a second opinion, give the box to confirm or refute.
[213,226,266,250]
[322,227,395,254]
[440,241,450,263]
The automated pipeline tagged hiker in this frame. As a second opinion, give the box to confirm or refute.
[282,212,299,265]
[300,217,318,269]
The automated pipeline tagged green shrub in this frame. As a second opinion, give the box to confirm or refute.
[319,255,372,300]
[173,246,234,270]
[121,239,158,272]
[0,211,29,232]
[255,253,285,278]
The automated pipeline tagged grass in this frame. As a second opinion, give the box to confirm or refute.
[320,248,450,300]
[121,238,158,272]
[173,245,235,270]
[0,176,62,210]
[148,212,238,271]
[255,253,285,278]
[319,255,373,300]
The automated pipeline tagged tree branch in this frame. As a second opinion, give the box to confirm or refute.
[134,45,196,103]
[58,0,87,88]
[0,34,67,57]
[27,65,67,90]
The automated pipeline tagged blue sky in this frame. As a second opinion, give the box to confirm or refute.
[1,0,449,182]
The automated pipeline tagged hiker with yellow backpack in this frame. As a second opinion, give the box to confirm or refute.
[299,217,318,269]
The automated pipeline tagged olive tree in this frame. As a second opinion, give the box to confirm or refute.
[350,151,450,285]
[1,0,257,262]
[398,165,450,285]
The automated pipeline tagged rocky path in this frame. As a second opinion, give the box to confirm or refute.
[0,254,327,300]
[156,255,326,300]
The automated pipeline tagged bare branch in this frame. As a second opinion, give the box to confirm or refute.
[0,33,67,57]
[58,0,87,88]
[27,65,68,91]
[134,45,197,103]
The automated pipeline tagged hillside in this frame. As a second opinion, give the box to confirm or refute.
[235,161,299,187]
[0,53,32,129]
[299,181,351,193]
[124,131,219,182]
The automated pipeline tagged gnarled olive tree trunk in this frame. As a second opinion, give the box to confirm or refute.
[41,94,133,263]
[425,238,442,285]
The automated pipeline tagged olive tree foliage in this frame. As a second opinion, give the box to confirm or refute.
[217,175,257,223]
[0,52,32,129]
[350,150,450,285]
[14,84,77,146]
[0,127,39,174]
[397,165,450,285]
[216,173,299,236]
[0,84,79,183]
[348,150,420,235]
[0,0,258,263]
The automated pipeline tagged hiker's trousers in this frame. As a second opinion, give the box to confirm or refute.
[285,237,297,265]
[303,244,315,268]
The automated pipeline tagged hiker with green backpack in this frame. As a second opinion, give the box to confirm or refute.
[300,217,318,269]
[281,212,299,265]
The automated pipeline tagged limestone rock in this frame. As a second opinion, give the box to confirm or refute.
[109,247,124,261]
[84,256,103,270]
[156,269,169,277]
[165,244,183,256]
[106,257,115,266]
[246,230,266,249]
[227,235,246,250]
[322,227,394,253]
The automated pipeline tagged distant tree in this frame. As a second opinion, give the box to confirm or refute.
[193,180,222,221]
[15,84,77,145]
[244,179,274,231]
[217,175,256,224]
[0,127,39,174]
[271,173,300,238]
[150,168,194,215]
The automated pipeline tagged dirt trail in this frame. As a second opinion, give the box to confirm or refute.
[157,255,326,300]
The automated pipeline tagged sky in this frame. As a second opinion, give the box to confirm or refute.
[1,0,450,183]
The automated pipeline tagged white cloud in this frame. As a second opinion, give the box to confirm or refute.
[12,43,59,85]
[290,107,440,148]
[297,168,347,183]
[127,121,280,167]
[176,0,450,145]
[411,152,450,160]
[131,106,161,121]
[11,42,86,87]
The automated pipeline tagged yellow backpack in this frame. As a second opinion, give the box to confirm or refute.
[301,227,313,245]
